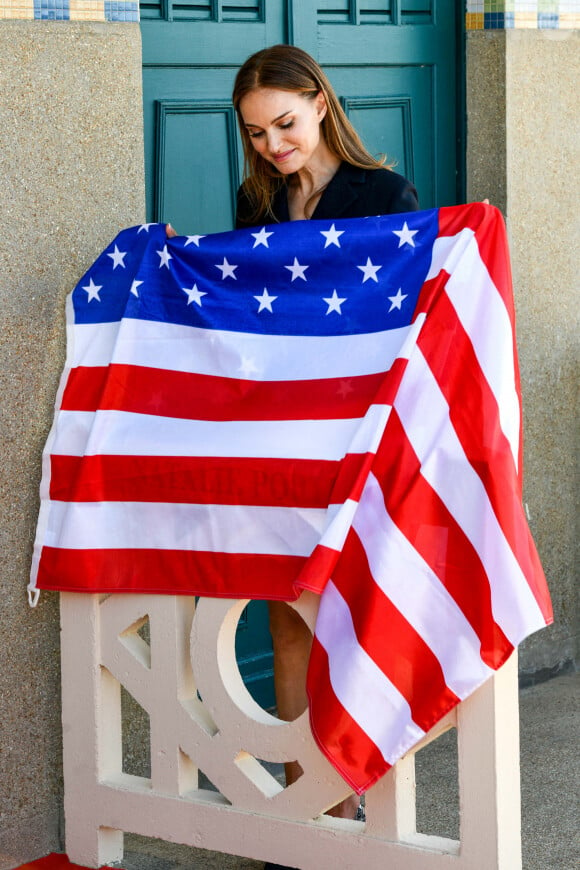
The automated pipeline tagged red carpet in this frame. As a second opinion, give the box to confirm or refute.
[16,854,125,870]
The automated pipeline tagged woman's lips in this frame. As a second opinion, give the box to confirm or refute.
[273,149,295,163]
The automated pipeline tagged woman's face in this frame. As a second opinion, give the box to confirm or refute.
[239,87,328,175]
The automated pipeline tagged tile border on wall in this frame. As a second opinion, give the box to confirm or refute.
[0,0,137,20]
[466,1,580,28]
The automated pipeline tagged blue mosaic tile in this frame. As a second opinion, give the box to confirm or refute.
[484,11,505,27]
[104,0,139,20]
[538,11,559,26]
[34,0,70,18]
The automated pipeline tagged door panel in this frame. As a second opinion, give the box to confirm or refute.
[140,0,462,709]
[336,65,436,207]
[341,96,415,183]
[155,100,240,234]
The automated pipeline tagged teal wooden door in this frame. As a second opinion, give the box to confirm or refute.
[140,0,463,708]
[141,1,288,235]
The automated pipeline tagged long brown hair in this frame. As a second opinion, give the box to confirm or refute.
[232,44,390,223]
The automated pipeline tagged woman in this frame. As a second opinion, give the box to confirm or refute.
[233,43,418,227]
[231,45,419,849]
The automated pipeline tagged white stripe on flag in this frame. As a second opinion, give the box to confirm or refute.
[69,319,121,369]
[347,404,392,455]
[69,319,415,381]
[316,403,396,553]
[51,410,366,461]
[315,580,425,764]
[395,348,547,642]
[427,230,520,467]
[319,499,359,553]
[353,473,493,696]
[44,500,326,555]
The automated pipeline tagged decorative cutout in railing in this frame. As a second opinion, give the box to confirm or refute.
[60,592,523,869]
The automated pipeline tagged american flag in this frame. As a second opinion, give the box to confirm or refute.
[29,204,552,792]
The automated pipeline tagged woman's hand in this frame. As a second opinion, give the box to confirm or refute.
[166,223,178,238]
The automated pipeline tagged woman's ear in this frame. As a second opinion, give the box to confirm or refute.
[315,91,328,121]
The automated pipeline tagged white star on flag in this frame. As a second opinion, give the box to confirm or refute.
[137,224,155,233]
[130,280,143,297]
[216,258,238,280]
[157,245,173,269]
[82,278,102,302]
[251,227,274,248]
[357,257,382,283]
[185,235,206,247]
[285,257,309,281]
[323,290,346,315]
[107,245,127,269]
[254,288,277,313]
[182,284,207,307]
[393,221,418,248]
[320,224,344,248]
[387,288,408,312]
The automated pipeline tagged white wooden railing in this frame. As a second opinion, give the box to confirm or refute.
[60,591,522,869]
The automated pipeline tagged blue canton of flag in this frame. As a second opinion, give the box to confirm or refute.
[72,212,438,333]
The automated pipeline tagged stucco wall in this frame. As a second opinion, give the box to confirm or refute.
[467,28,579,678]
[0,21,145,866]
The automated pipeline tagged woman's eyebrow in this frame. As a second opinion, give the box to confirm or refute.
[245,110,291,128]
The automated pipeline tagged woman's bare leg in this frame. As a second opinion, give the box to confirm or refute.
[268,600,359,819]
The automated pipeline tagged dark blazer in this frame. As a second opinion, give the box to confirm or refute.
[235,161,419,228]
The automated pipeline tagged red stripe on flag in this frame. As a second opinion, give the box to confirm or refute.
[438,204,514,317]
[436,205,522,479]
[50,454,336,507]
[328,451,376,506]
[372,409,514,668]
[416,291,552,622]
[36,547,305,599]
[61,364,388,421]
[331,531,461,729]
[369,356,408,406]
[307,636,392,794]
[49,453,371,509]
[295,543,341,595]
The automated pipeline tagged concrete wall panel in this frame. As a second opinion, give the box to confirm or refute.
[467,28,578,679]
[505,29,579,676]
[0,21,145,865]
